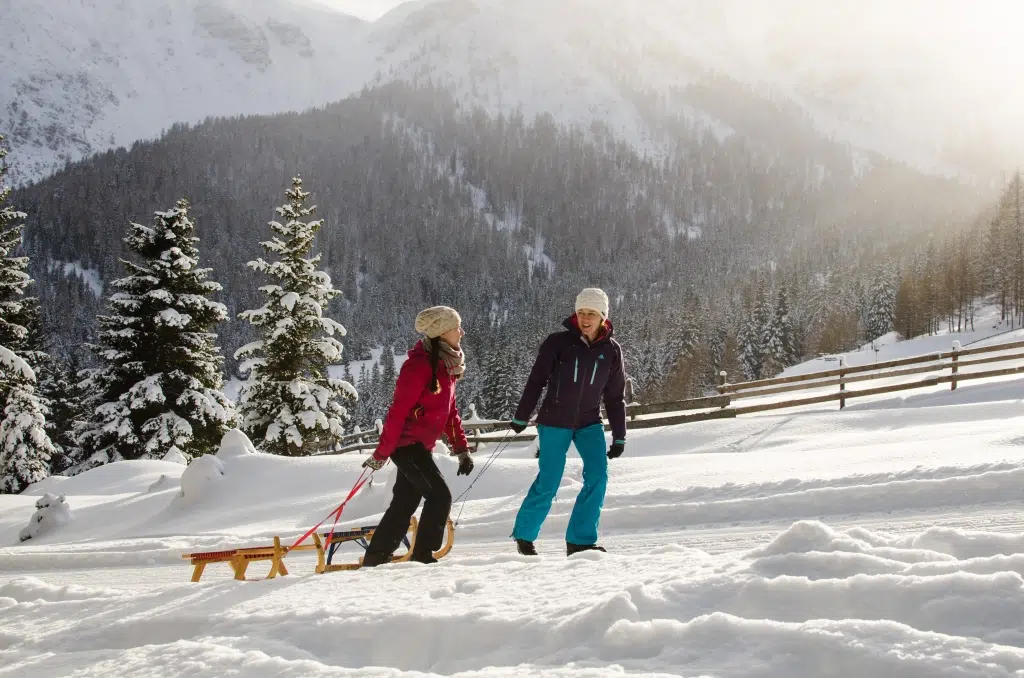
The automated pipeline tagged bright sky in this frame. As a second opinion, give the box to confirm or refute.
[309,0,410,21]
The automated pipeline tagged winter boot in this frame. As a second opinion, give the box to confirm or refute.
[567,542,606,556]
[516,539,538,556]
[361,551,391,568]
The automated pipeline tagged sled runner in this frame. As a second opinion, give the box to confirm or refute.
[182,517,455,582]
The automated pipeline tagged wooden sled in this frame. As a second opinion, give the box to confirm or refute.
[182,517,455,582]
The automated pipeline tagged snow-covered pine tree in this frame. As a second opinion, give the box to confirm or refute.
[866,262,897,340]
[775,286,796,365]
[478,329,521,419]
[0,345,53,493]
[76,200,235,468]
[235,178,356,456]
[364,361,388,424]
[39,355,87,474]
[739,300,763,381]
[0,134,42,400]
[353,363,371,426]
[0,135,54,492]
[760,290,789,379]
[380,344,397,390]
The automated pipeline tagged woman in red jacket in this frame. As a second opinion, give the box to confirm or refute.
[360,306,474,566]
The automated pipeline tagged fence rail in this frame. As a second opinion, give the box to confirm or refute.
[320,338,1024,455]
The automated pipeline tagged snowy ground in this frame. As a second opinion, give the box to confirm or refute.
[5,323,1024,676]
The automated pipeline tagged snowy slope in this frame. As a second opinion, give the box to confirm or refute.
[5,330,1024,675]
[1,0,373,183]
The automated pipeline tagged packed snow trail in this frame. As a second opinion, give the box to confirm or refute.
[6,521,1024,676]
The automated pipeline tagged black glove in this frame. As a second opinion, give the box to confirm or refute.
[456,450,474,476]
[509,419,527,434]
[607,442,624,459]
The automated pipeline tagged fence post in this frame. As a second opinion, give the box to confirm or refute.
[718,371,727,387]
[951,341,960,390]
[838,356,846,410]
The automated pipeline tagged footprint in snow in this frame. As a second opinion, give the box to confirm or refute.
[429,579,482,599]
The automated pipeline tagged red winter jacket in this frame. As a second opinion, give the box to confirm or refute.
[372,340,469,461]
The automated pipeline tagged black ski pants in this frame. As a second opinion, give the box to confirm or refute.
[363,444,452,565]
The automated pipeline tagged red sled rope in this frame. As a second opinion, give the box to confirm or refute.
[288,466,378,555]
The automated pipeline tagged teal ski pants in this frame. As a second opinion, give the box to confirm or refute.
[512,423,608,546]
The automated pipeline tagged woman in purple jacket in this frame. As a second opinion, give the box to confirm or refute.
[509,288,627,556]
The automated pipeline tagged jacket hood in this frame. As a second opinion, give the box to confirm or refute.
[407,339,429,359]
[563,314,614,342]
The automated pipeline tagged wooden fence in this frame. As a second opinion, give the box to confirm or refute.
[718,337,1024,416]
[319,338,1024,455]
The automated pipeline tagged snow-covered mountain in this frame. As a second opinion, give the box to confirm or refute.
[368,0,1024,180]
[1,0,373,182]
[4,0,1023,184]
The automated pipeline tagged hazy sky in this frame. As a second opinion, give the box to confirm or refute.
[310,0,410,20]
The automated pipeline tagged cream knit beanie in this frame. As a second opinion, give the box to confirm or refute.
[415,306,462,338]
[575,288,610,318]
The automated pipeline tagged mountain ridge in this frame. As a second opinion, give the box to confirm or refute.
[4,0,1022,185]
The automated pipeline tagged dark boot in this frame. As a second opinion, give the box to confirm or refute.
[361,552,391,568]
[516,539,538,556]
[567,542,606,556]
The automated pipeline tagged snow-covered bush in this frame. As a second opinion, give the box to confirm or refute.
[177,455,225,504]
[216,428,257,459]
[18,492,71,542]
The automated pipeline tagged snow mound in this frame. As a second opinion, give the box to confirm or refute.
[146,474,180,494]
[216,429,258,459]
[23,459,186,497]
[177,455,225,504]
[162,449,188,465]
[0,576,117,603]
[18,493,71,543]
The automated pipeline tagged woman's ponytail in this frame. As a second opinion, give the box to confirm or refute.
[428,338,442,394]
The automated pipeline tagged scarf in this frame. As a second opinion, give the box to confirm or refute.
[422,337,466,380]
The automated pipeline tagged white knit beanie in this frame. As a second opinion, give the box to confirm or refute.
[415,306,462,338]
[575,288,610,318]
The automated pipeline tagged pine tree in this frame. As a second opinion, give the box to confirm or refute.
[76,200,235,468]
[0,135,54,492]
[235,178,356,456]
[354,363,371,426]
[759,287,788,378]
[39,355,87,474]
[0,135,39,412]
[380,344,397,391]
[739,291,767,381]
[866,262,897,340]
[368,361,386,422]
[775,285,795,365]
[0,346,53,493]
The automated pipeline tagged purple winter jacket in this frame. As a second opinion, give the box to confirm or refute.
[512,315,627,442]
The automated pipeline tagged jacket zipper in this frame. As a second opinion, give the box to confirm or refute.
[590,362,598,385]
[573,344,588,428]
[573,357,579,383]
